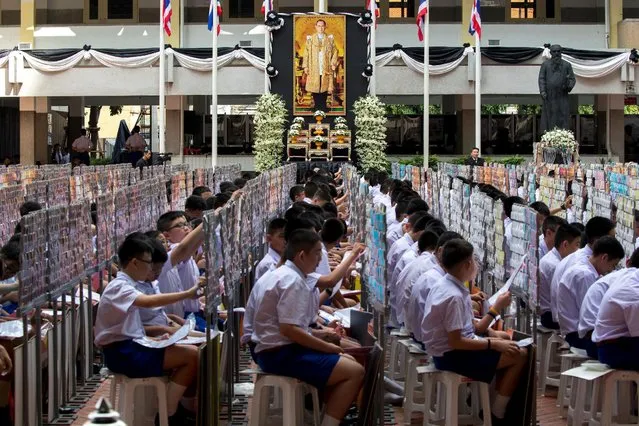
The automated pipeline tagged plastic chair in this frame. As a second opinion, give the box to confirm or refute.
[557,351,590,418]
[109,373,169,426]
[599,370,639,426]
[540,333,565,395]
[402,347,430,424]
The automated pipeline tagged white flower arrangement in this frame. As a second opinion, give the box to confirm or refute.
[334,117,347,124]
[254,93,287,172]
[292,117,305,125]
[335,129,349,137]
[312,135,328,143]
[334,123,349,131]
[353,96,388,173]
[289,129,301,137]
[313,110,327,118]
[290,123,302,131]
[541,128,578,152]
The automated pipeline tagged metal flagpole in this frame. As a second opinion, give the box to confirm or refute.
[211,6,218,167]
[423,9,429,167]
[475,32,481,155]
[264,1,270,94]
[159,0,166,155]
[370,2,376,96]
[318,0,326,13]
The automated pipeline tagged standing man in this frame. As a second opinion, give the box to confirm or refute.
[136,149,153,170]
[125,125,147,167]
[539,45,576,132]
[72,129,92,166]
[465,147,485,167]
[303,19,338,113]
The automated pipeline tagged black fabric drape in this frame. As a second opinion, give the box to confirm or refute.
[0,50,9,60]
[375,47,465,65]
[481,47,544,64]
[24,49,82,61]
[173,47,265,59]
[561,47,620,60]
[94,48,158,57]
[0,107,20,162]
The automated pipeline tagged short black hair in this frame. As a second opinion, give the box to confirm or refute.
[321,202,338,218]
[418,230,439,253]
[554,224,583,250]
[219,181,233,193]
[185,195,206,211]
[585,217,615,246]
[0,238,20,263]
[321,218,346,244]
[570,222,585,233]
[441,239,474,270]
[20,201,42,217]
[408,211,429,228]
[542,215,567,234]
[394,200,409,218]
[380,179,392,195]
[285,214,322,241]
[267,218,287,234]
[213,193,231,209]
[285,229,321,261]
[304,182,319,198]
[192,186,212,197]
[157,211,186,232]
[233,178,247,189]
[436,231,463,250]
[628,248,639,268]
[148,238,169,264]
[289,185,305,202]
[412,215,432,233]
[205,197,216,210]
[364,171,378,187]
[313,188,332,202]
[80,128,87,136]
[504,196,525,219]
[530,201,551,218]
[145,230,163,240]
[406,199,429,216]
[592,236,624,260]
[117,236,153,267]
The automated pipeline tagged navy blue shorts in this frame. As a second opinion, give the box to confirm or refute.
[103,340,166,378]
[540,312,560,330]
[255,344,340,390]
[598,337,639,370]
[185,311,207,332]
[433,349,501,383]
[566,332,598,359]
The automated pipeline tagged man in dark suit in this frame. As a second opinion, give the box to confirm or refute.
[465,147,485,167]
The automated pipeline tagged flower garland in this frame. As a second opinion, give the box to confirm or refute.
[541,128,578,152]
[254,93,287,172]
[353,96,388,173]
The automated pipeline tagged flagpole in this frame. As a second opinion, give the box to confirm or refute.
[264,1,270,94]
[370,3,376,96]
[423,10,429,168]
[475,32,481,156]
[159,0,166,155]
[211,10,218,167]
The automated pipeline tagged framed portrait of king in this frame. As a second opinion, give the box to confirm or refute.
[294,15,346,116]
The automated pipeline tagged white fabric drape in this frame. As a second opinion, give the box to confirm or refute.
[562,52,631,79]
[165,48,265,72]
[91,49,159,68]
[0,53,10,68]
[374,47,474,76]
[21,50,86,72]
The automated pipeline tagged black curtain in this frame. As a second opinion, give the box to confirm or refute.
[0,107,20,162]
[481,47,544,64]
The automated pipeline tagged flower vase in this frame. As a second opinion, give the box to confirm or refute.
[543,147,557,164]
[291,135,297,144]
[315,115,323,124]
[314,141,323,149]
[337,135,345,143]
[560,149,572,165]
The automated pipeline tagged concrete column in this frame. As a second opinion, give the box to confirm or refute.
[461,0,474,46]
[20,0,35,47]
[166,96,184,155]
[595,94,625,160]
[67,98,85,149]
[19,97,48,165]
[457,95,476,156]
[610,0,624,48]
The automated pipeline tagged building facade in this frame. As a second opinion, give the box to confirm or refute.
[0,0,638,166]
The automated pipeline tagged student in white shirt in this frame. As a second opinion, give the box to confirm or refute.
[421,239,527,424]
[578,249,639,358]
[386,200,410,247]
[373,179,392,209]
[387,211,429,280]
[592,268,639,370]
[249,230,364,426]
[538,216,566,260]
[304,181,319,204]
[539,224,582,329]
[550,217,615,323]
[254,218,287,282]
[557,236,624,355]
[289,185,306,205]
[95,236,201,421]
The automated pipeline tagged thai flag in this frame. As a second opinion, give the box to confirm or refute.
[208,0,222,35]
[416,0,428,42]
[261,0,273,15]
[366,0,380,28]
[163,0,172,36]
[469,0,482,39]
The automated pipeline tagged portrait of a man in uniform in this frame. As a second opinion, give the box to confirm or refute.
[294,15,346,116]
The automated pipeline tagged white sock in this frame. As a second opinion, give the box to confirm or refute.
[491,394,511,419]
[166,382,188,416]
[321,414,340,426]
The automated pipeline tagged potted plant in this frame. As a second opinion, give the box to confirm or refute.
[540,128,578,164]
[289,128,301,142]
[292,117,305,126]
[335,117,347,125]
[312,135,327,149]
[334,122,349,131]
[334,129,349,143]
[314,110,326,123]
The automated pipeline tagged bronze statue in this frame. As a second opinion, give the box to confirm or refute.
[539,45,576,133]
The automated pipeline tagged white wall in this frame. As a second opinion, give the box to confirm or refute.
[0,27,20,49]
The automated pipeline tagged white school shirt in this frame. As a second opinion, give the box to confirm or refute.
[539,235,549,259]
[251,261,315,353]
[373,192,391,210]
[168,243,200,314]
[243,269,276,345]
[386,205,397,227]
[255,247,281,283]
[420,273,476,357]
[593,269,639,343]
[578,268,635,338]
[551,245,593,322]
[408,262,445,341]
[395,251,436,326]
[134,280,170,327]
[303,197,313,204]
[386,220,405,248]
[539,248,562,315]
[387,233,413,279]
[635,238,639,250]
[369,184,380,198]
[557,257,599,335]
[393,242,420,282]
[94,272,145,347]
[156,255,185,318]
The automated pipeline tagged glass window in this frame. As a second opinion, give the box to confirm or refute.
[228,0,254,18]
[107,0,134,20]
[389,0,415,18]
[510,0,536,19]
[89,0,100,20]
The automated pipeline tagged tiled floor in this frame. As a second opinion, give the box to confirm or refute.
[71,379,568,425]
